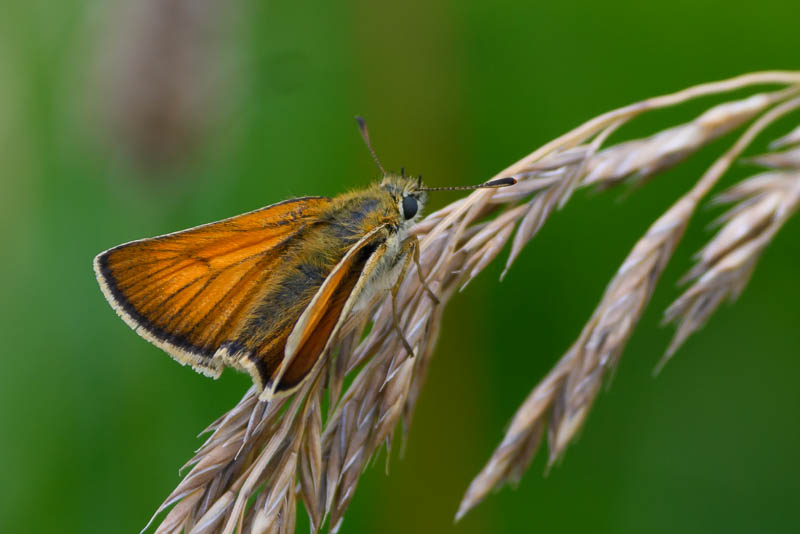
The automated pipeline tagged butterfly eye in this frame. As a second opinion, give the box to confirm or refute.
[402,195,418,220]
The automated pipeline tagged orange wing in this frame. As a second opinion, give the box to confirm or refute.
[94,197,331,379]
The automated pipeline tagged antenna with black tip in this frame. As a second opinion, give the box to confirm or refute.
[355,116,386,176]
[419,177,517,192]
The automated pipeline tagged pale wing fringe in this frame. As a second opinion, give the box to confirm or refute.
[145,71,800,534]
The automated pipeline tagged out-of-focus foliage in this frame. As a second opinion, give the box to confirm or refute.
[1,1,798,533]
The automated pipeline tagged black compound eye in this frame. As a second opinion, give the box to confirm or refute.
[402,195,418,220]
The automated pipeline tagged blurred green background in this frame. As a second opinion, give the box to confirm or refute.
[2,1,799,532]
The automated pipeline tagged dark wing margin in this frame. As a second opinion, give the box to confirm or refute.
[248,224,390,401]
[93,196,331,379]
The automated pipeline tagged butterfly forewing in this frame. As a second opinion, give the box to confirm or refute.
[94,197,332,378]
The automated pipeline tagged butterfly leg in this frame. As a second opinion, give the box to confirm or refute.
[408,235,440,305]
[391,240,417,358]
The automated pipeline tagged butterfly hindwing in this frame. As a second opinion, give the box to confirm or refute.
[256,224,391,400]
[94,196,332,378]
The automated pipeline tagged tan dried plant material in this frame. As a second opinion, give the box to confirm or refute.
[770,125,800,149]
[146,72,800,533]
[457,94,800,520]
[663,168,800,361]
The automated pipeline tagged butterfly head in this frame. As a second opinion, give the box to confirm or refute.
[379,172,428,224]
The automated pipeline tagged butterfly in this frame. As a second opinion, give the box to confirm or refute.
[94,118,515,401]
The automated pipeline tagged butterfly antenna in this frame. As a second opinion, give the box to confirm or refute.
[355,116,387,176]
[419,177,517,192]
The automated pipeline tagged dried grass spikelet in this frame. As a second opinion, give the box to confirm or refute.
[663,158,800,361]
[147,72,800,533]
[770,125,800,149]
[456,92,800,519]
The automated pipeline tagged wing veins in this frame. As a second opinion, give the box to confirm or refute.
[112,254,184,277]
[190,259,267,348]
[121,258,201,295]
[204,243,300,350]
[152,272,220,327]
[184,227,310,351]
[146,273,210,324]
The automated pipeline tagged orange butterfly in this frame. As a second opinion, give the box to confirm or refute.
[94,119,515,401]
